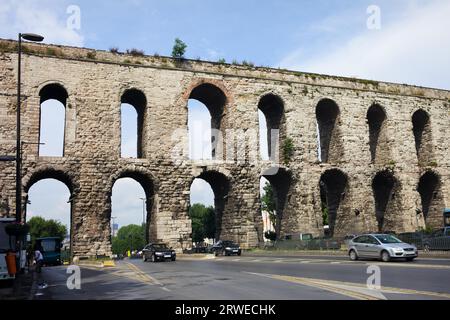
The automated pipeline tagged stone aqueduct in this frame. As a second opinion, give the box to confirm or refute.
[0,39,449,257]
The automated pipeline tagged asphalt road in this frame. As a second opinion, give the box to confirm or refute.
[35,254,450,300]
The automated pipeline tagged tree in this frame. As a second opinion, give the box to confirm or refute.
[172,38,187,59]
[111,224,146,255]
[189,204,215,243]
[28,216,67,243]
[261,182,277,230]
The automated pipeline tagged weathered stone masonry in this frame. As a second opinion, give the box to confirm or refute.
[0,39,449,257]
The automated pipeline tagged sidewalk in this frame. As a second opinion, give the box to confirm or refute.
[245,249,450,259]
[0,270,35,300]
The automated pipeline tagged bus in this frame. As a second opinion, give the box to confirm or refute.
[444,208,450,227]
[35,237,63,266]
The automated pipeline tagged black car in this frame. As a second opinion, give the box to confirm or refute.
[142,243,176,262]
[423,227,450,251]
[212,240,242,256]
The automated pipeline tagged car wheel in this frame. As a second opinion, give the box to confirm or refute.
[237,251,241,256]
[381,250,391,262]
[349,250,358,261]
[214,251,219,257]
[143,255,147,262]
[172,257,176,262]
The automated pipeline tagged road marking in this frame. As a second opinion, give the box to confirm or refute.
[365,262,450,270]
[123,262,171,291]
[245,272,450,300]
[331,262,341,264]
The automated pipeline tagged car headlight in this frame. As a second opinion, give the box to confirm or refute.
[392,247,404,252]
[225,247,231,250]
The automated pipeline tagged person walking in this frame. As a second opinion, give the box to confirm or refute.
[34,245,44,273]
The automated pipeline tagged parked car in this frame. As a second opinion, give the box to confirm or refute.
[283,233,313,241]
[348,234,418,262]
[397,232,425,250]
[211,240,241,256]
[343,234,357,246]
[423,227,450,251]
[142,243,176,262]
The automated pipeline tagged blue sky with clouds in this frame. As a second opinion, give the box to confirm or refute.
[2,0,449,231]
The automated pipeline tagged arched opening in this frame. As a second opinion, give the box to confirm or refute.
[367,103,387,163]
[319,169,348,237]
[412,109,433,165]
[417,171,443,228]
[261,168,292,240]
[188,99,212,160]
[189,178,215,245]
[110,171,155,256]
[38,84,68,157]
[25,169,74,261]
[258,94,285,161]
[316,99,342,163]
[188,83,227,159]
[372,170,400,232]
[259,177,275,240]
[190,171,229,241]
[121,89,147,158]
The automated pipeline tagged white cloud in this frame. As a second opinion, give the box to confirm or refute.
[279,1,450,89]
[0,0,84,47]
[190,179,214,207]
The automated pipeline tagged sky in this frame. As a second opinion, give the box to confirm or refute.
[2,0,449,232]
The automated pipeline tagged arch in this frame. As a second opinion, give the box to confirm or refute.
[24,168,76,194]
[39,83,68,105]
[258,94,285,161]
[191,170,230,240]
[108,169,156,242]
[372,170,401,232]
[319,169,348,237]
[188,83,227,159]
[367,103,387,163]
[120,89,147,158]
[316,98,342,163]
[412,109,433,164]
[262,167,292,239]
[24,168,76,259]
[417,171,443,228]
[38,83,68,157]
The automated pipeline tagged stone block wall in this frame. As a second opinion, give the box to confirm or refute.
[0,39,448,257]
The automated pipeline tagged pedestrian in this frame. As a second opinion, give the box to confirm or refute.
[34,245,44,274]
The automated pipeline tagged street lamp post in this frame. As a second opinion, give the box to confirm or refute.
[139,198,146,225]
[16,33,44,223]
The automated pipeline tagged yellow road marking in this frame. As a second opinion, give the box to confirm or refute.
[246,272,450,300]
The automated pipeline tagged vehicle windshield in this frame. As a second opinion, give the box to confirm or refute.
[375,234,402,244]
[152,244,169,250]
[223,241,238,247]
[40,239,60,252]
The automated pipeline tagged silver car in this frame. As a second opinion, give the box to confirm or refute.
[348,234,418,262]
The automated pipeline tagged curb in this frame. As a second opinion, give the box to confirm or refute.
[76,260,116,268]
[177,254,215,260]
